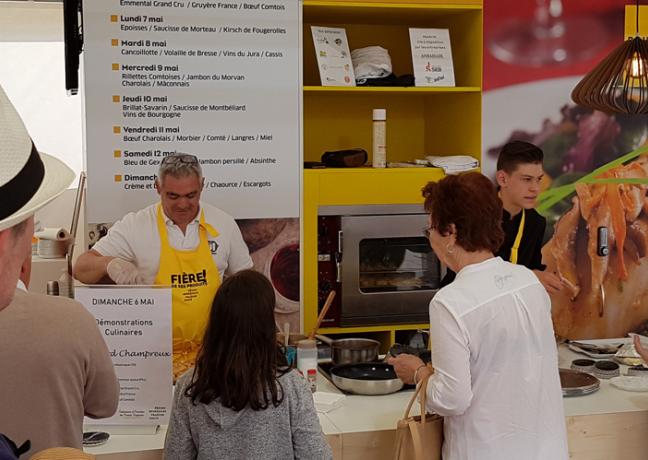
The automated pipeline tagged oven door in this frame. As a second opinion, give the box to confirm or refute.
[340,214,442,326]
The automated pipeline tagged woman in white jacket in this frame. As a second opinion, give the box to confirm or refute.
[390,173,568,460]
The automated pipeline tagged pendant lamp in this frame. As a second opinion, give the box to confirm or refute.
[571,2,648,114]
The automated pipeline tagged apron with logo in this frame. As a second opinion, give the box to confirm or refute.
[509,209,525,265]
[154,205,221,373]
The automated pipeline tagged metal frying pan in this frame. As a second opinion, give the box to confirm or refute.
[330,362,404,395]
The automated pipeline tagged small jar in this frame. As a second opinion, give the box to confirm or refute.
[372,109,387,168]
[593,360,620,379]
[306,369,317,393]
[297,339,318,380]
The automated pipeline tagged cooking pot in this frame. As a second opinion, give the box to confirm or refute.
[318,336,380,365]
[331,362,404,395]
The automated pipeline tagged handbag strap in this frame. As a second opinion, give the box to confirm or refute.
[419,372,431,425]
[411,372,434,459]
[402,364,433,419]
[403,377,423,419]
[408,419,424,460]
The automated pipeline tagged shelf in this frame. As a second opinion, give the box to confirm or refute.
[318,323,430,335]
[304,86,481,93]
[301,0,482,336]
[304,1,482,26]
[304,166,445,174]
[305,167,447,206]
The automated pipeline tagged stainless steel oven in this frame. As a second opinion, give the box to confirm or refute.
[318,205,443,327]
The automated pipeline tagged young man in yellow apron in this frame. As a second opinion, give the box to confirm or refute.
[73,153,253,377]
[441,141,564,294]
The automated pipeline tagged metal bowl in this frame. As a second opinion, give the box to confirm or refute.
[331,362,404,395]
[331,338,380,365]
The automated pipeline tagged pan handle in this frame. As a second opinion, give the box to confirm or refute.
[315,334,334,346]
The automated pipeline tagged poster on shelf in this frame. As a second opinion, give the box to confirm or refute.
[76,286,172,426]
[311,26,355,86]
[409,28,455,87]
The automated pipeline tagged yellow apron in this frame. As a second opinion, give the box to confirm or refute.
[154,204,221,353]
[509,209,525,265]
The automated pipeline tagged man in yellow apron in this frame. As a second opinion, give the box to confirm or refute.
[441,141,564,294]
[74,153,253,377]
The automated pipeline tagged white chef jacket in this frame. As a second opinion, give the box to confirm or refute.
[93,202,253,284]
[426,257,568,460]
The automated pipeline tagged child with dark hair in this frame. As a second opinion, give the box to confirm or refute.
[164,270,332,460]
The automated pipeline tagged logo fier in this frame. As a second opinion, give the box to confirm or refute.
[170,269,207,287]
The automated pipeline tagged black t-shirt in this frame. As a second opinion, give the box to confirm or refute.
[440,208,547,286]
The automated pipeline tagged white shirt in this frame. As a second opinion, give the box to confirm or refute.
[426,257,568,460]
[93,202,253,284]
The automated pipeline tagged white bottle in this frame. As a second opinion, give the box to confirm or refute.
[296,339,318,392]
[372,108,387,168]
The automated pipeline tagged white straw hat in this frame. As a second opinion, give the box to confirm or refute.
[0,84,74,231]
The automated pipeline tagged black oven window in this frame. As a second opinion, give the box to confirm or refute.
[358,237,440,292]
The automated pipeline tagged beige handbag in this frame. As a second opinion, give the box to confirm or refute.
[393,373,443,460]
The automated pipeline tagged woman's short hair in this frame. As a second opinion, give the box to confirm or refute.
[422,172,504,253]
[185,269,289,411]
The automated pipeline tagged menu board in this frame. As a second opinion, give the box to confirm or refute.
[76,286,172,426]
[82,0,301,223]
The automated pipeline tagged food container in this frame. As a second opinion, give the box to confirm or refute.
[627,365,648,377]
[571,359,595,374]
[593,360,620,379]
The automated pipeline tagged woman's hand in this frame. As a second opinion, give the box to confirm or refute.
[387,353,426,385]
[634,335,648,363]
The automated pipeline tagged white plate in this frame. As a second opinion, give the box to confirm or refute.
[610,376,648,392]
[568,341,625,359]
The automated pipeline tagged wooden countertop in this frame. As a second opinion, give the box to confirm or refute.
[87,343,648,460]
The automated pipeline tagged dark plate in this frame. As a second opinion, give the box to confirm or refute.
[332,362,398,381]
[559,368,600,396]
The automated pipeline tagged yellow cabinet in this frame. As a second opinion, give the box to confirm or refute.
[302,0,483,340]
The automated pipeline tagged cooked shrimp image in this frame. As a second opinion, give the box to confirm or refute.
[543,156,648,339]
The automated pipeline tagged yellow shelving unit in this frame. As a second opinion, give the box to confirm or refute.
[302,0,483,343]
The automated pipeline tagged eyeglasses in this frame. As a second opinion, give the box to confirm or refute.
[161,154,198,165]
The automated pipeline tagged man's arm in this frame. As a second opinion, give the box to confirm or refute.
[224,220,253,275]
[74,213,141,284]
[73,250,115,284]
[533,269,564,294]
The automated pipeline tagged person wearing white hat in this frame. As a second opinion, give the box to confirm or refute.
[0,85,119,456]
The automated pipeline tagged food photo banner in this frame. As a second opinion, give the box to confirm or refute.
[82,0,301,222]
[483,1,648,339]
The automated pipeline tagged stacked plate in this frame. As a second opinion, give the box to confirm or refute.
[559,368,600,397]
[37,238,72,259]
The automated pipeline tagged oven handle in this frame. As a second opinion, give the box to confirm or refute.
[336,230,343,283]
